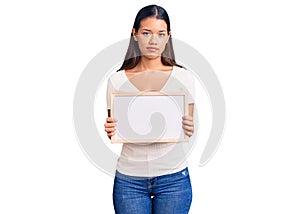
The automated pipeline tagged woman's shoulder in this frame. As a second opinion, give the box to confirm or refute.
[107,70,128,90]
[173,65,192,76]
[108,69,125,80]
[172,65,195,85]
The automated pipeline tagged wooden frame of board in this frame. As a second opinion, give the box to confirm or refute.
[110,91,188,143]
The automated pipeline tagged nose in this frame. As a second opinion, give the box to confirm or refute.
[148,34,158,45]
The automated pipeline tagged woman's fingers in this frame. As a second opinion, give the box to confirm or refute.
[182,120,193,126]
[182,116,194,137]
[106,117,117,123]
[104,117,117,138]
[105,127,116,132]
[182,116,193,127]
[184,130,194,137]
[104,122,116,128]
[182,124,194,131]
[182,115,193,121]
[107,131,115,137]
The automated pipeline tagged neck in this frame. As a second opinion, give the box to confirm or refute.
[138,56,164,71]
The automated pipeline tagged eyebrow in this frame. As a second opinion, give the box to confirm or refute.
[141,28,167,32]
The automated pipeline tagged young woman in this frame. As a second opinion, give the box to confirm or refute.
[104,5,195,214]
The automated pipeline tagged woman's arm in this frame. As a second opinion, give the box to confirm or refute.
[182,104,194,137]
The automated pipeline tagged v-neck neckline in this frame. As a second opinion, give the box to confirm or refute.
[122,66,175,92]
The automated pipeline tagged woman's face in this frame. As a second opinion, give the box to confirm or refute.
[133,17,170,59]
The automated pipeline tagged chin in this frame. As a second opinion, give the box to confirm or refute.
[142,53,161,60]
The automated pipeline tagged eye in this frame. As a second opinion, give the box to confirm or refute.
[158,33,166,37]
[142,32,151,37]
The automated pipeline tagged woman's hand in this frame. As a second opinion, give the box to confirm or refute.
[104,117,117,139]
[182,115,194,137]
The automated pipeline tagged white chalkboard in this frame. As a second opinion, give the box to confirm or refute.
[111,91,188,143]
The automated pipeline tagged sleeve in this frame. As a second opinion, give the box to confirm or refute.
[106,77,113,110]
[186,71,195,104]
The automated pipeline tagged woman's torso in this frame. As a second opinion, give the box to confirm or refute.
[107,66,195,177]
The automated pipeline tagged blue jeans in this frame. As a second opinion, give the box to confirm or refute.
[113,167,192,214]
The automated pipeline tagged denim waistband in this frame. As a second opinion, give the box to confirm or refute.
[115,167,189,180]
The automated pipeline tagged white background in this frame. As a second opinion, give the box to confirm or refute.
[1,0,300,213]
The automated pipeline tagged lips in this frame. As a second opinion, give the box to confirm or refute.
[146,47,159,52]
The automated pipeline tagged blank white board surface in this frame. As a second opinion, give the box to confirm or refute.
[111,92,188,143]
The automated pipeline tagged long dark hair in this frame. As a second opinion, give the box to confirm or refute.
[117,4,183,71]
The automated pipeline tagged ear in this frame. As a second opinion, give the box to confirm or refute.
[132,28,138,41]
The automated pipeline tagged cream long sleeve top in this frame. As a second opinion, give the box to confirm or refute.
[106,66,195,177]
